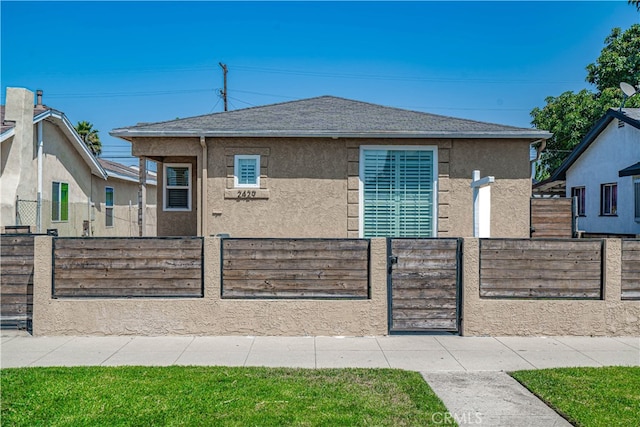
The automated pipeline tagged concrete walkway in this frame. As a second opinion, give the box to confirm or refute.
[2,333,638,426]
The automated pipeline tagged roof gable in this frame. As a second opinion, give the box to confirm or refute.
[111,96,551,140]
[551,108,640,181]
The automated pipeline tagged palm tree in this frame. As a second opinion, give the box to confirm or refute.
[75,121,102,156]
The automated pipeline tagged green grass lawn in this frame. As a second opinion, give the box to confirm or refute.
[511,366,640,427]
[1,366,456,426]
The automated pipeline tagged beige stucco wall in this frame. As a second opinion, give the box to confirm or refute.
[461,238,640,336]
[1,88,34,228]
[133,136,533,238]
[91,177,157,237]
[33,236,388,336]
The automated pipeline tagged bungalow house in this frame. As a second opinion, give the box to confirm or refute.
[547,108,640,236]
[110,96,551,238]
[1,87,157,236]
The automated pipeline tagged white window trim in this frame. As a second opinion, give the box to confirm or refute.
[358,145,438,238]
[105,186,114,228]
[163,163,192,212]
[234,154,260,188]
[634,176,640,222]
[52,181,69,223]
[600,182,617,216]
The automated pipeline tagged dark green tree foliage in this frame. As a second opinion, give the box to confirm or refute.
[630,1,640,12]
[75,121,102,156]
[532,24,640,179]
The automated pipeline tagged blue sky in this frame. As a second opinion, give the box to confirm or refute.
[2,1,639,165]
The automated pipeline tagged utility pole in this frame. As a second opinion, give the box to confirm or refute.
[219,62,228,111]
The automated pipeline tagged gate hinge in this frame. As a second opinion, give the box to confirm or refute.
[388,255,398,273]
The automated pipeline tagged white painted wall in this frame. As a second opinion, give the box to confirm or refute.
[566,118,640,235]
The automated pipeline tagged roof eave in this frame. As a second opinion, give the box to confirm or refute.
[40,109,108,180]
[110,129,552,140]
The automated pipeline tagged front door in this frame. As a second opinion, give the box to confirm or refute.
[360,147,437,238]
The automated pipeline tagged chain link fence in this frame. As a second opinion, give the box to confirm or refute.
[15,199,38,227]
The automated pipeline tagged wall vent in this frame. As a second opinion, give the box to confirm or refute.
[618,119,625,128]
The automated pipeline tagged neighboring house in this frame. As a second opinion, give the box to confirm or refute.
[1,87,157,236]
[110,96,551,238]
[546,108,640,236]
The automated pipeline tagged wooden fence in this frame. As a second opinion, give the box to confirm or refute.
[621,240,640,300]
[221,238,369,298]
[0,234,35,329]
[480,239,602,299]
[530,198,574,238]
[53,237,203,297]
[388,238,460,332]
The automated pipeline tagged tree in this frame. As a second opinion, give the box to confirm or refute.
[630,1,640,12]
[75,121,102,156]
[532,23,640,179]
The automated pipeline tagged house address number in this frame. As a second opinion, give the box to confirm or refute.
[237,190,257,199]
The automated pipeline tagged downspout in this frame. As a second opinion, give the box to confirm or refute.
[200,136,208,237]
[36,120,43,233]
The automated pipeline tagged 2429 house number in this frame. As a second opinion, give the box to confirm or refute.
[237,190,257,199]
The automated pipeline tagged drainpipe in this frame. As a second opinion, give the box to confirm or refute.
[200,136,208,237]
[36,120,43,233]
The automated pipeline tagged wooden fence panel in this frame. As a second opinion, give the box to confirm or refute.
[221,239,369,298]
[530,198,574,238]
[480,239,602,299]
[389,239,460,332]
[0,235,34,328]
[53,237,203,297]
[622,240,640,300]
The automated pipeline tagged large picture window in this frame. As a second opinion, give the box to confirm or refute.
[164,164,191,211]
[234,155,260,188]
[52,182,69,222]
[600,183,617,216]
[105,187,114,227]
[360,146,437,237]
[571,186,586,216]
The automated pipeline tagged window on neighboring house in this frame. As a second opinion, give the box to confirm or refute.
[105,187,114,227]
[601,183,617,216]
[571,186,586,216]
[634,177,640,222]
[52,182,69,222]
[164,164,191,211]
[234,155,260,188]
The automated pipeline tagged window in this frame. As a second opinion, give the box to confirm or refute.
[360,147,436,237]
[164,164,191,211]
[105,187,114,227]
[571,186,586,216]
[601,183,617,216]
[234,155,260,188]
[634,178,640,222]
[52,182,69,222]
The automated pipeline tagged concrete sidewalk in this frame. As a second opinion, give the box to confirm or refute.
[2,333,638,370]
[2,333,638,427]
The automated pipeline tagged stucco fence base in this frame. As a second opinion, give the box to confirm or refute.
[32,237,640,336]
[33,237,388,336]
[461,239,640,336]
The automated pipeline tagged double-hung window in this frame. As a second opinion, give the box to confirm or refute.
[600,183,617,216]
[571,186,586,216]
[52,182,69,222]
[164,164,191,211]
[105,187,114,227]
[234,155,260,188]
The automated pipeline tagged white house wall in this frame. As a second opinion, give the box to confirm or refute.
[566,119,640,235]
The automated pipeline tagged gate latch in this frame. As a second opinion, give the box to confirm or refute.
[388,255,398,273]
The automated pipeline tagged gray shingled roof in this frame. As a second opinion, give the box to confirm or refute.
[111,96,551,140]
[1,105,50,135]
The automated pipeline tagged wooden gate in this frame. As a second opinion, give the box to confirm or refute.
[387,238,461,333]
[0,234,35,331]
